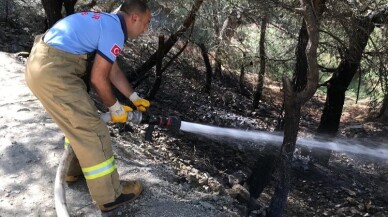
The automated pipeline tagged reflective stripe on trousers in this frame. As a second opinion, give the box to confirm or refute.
[64,137,70,149]
[82,156,118,180]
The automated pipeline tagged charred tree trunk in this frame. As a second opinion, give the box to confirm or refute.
[253,15,268,108]
[63,0,77,15]
[267,0,323,216]
[293,21,309,92]
[239,63,245,92]
[5,0,9,24]
[247,148,278,199]
[41,0,77,29]
[211,1,222,79]
[268,94,302,217]
[41,0,63,29]
[239,54,250,97]
[197,43,212,93]
[214,55,222,79]
[133,0,204,78]
[295,21,310,157]
[147,36,165,100]
[377,93,388,123]
[311,17,375,166]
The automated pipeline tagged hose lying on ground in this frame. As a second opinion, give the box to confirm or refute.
[54,146,74,217]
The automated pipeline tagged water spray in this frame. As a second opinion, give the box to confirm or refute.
[100,111,388,160]
[179,121,388,161]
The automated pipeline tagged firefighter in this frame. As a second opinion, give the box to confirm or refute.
[25,0,151,212]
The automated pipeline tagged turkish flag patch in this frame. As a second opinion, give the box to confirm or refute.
[110,44,121,56]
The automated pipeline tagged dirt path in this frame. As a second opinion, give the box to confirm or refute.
[0,52,233,217]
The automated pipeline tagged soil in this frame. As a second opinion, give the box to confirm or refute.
[1,1,388,217]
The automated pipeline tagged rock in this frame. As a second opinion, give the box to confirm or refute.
[187,172,198,184]
[341,187,357,196]
[227,184,250,203]
[198,177,208,186]
[346,196,356,205]
[199,201,215,210]
[350,206,359,214]
[228,174,240,185]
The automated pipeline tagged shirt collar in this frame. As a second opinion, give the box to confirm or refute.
[117,12,128,42]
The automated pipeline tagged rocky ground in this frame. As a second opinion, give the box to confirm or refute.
[1,0,388,217]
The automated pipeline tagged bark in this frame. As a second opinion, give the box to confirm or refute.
[41,0,63,29]
[377,94,388,123]
[133,0,204,77]
[212,1,222,79]
[214,56,222,79]
[239,54,250,97]
[253,15,268,108]
[247,148,277,199]
[5,0,9,24]
[293,21,309,91]
[295,21,310,157]
[197,43,213,93]
[147,36,165,100]
[267,0,322,216]
[211,1,220,36]
[63,0,77,15]
[41,0,77,29]
[312,17,375,165]
[214,8,243,80]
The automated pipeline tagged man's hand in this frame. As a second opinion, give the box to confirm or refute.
[109,100,133,123]
[129,92,150,112]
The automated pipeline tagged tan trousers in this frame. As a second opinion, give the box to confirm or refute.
[25,35,122,205]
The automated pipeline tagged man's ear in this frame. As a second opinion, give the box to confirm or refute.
[131,14,139,22]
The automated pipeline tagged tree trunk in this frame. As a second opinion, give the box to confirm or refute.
[247,147,277,199]
[267,0,323,215]
[295,21,310,157]
[214,56,222,79]
[211,1,222,79]
[377,93,388,123]
[41,0,63,29]
[219,9,241,43]
[311,17,375,165]
[293,21,309,91]
[63,0,77,15]
[147,36,165,100]
[239,54,250,97]
[5,0,9,24]
[197,43,212,93]
[41,0,77,29]
[253,15,268,108]
[268,95,301,217]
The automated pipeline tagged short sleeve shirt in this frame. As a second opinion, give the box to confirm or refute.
[43,12,128,64]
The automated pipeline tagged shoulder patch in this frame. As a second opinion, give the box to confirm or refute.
[110,44,121,56]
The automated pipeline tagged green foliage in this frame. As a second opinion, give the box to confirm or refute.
[149,0,388,106]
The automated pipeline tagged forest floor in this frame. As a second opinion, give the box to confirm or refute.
[1,1,388,217]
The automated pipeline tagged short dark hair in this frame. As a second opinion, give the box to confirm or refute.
[119,0,149,14]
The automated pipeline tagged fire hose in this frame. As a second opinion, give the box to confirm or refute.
[54,111,181,217]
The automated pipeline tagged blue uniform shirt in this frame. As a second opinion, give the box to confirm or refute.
[44,12,128,64]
